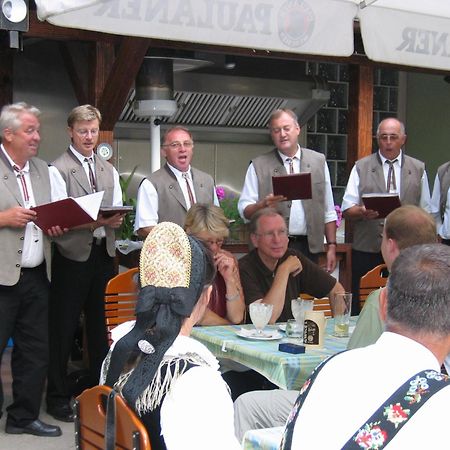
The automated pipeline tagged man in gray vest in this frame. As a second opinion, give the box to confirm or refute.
[46,105,124,422]
[0,103,67,437]
[342,117,431,313]
[431,160,450,246]
[135,126,218,238]
[238,109,338,272]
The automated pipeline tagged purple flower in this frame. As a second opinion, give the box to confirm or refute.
[216,186,226,201]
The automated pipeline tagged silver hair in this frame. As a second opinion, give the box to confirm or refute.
[0,102,41,135]
[376,117,406,136]
[386,243,450,335]
[268,109,299,129]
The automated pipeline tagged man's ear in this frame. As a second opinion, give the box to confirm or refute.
[250,233,258,248]
[379,287,388,322]
[3,128,13,143]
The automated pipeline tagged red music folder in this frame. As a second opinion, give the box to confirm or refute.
[362,193,401,219]
[99,206,134,218]
[272,173,312,200]
[31,191,104,231]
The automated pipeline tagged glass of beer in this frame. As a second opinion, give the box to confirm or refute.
[333,293,352,337]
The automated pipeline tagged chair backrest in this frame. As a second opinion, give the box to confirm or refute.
[300,293,332,317]
[105,268,139,345]
[74,385,151,450]
[359,264,389,310]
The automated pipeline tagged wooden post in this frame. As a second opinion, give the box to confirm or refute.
[345,64,374,243]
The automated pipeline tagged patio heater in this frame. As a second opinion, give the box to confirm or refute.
[133,57,178,172]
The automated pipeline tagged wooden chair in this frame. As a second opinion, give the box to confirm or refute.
[359,264,389,310]
[105,268,139,345]
[73,385,151,450]
[300,293,333,317]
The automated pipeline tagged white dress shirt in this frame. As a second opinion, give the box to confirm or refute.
[430,172,450,239]
[69,145,122,238]
[238,147,337,235]
[134,163,219,231]
[342,150,431,212]
[290,332,449,449]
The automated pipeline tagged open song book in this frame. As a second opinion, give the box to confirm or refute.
[31,191,104,231]
[361,193,401,219]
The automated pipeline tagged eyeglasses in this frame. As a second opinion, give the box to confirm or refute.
[74,128,99,137]
[163,141,194,150]
[254,229,289,239]
[378,134,401,142]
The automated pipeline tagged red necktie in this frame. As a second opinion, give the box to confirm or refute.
[84,157,97,193]
[182,172,195,207]
[13,165,30,204]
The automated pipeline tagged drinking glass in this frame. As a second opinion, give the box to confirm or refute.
[249,303,273,335]
[285,319,302,338]
[333,293,352,337]
[291,298,314,340]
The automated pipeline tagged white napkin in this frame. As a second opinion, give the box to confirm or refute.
[238,327,276,338]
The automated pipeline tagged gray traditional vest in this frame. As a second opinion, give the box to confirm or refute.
[52,149,116,261]
[0,155,52,286]
[251,148,326,253]
[353,152,425,252]
[437,161,450,220]
[148,163,215,227]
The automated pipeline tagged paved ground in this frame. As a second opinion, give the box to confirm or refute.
[1,348,76,450]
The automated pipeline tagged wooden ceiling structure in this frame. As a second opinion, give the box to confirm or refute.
[0,7,446,174]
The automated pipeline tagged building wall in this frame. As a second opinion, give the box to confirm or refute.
[405,72,450,183]
[14,40,77,162]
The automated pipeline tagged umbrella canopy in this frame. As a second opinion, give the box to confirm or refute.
[357,0,450,71]
[35,0,357,57]
[35,0,450,71]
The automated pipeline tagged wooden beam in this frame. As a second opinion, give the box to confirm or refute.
[98,130,113,146]
[345,64,374,244]
[89,41,115,106]
[347,64,374,171]
[97,37,149,130]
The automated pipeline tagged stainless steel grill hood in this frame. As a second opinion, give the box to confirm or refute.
[117,71,329,136]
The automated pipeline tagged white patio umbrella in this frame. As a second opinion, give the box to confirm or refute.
[35,0,450,71]
[357,0,450,71]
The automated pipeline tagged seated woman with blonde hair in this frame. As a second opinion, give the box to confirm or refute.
[185,204,245,325]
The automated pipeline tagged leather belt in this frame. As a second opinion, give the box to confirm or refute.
[288,235,308,242]
[20,262,45,275]
[21,264,44,271]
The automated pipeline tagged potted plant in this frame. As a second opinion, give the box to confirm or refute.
[116,166,142,268]
[216,185,248,243]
